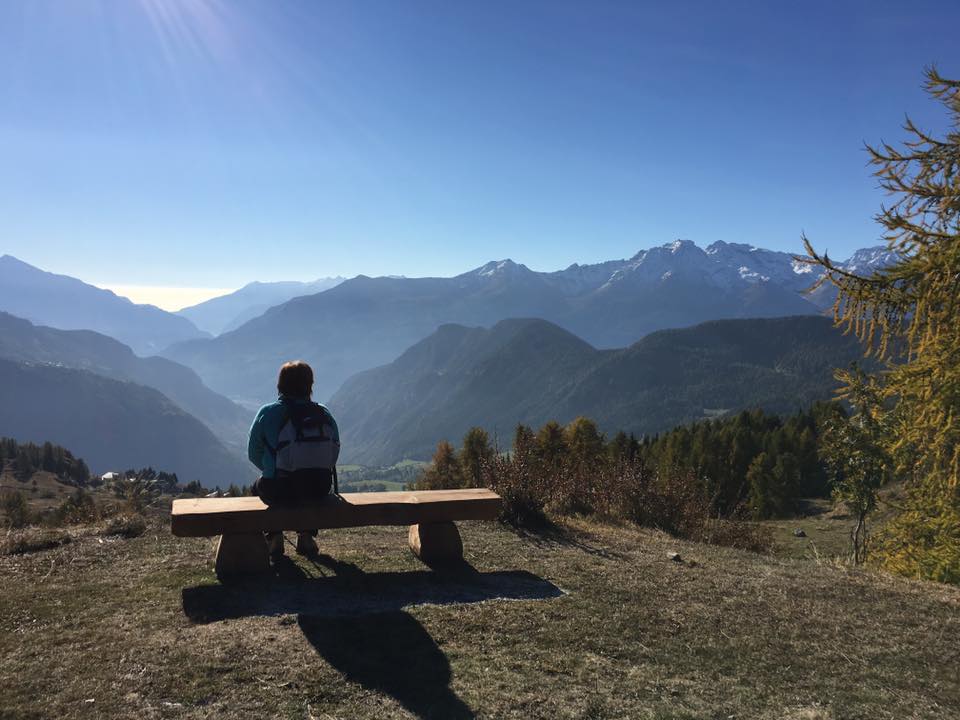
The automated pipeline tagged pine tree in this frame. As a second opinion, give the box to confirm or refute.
[512,424,537,457]
[819,367,890,564]
[564,417,604,466]
[459,427,494,488]
[416,440,464,490]
[803,67,960,582]
[746,453,777,520]
[608,431,635,463]
[536,421,567,469]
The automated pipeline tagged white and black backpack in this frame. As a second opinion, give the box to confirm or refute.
[274,401,340,492]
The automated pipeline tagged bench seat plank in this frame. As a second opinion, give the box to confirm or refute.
[171,488,501,537]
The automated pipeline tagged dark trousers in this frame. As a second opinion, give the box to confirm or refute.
[253,471,332,538]
[252,470,333,505]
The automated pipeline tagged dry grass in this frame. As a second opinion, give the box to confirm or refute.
[1,515,958,719]
[1,514,146,556]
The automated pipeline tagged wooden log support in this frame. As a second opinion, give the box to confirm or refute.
[408,522,464,564]
[214,533,270,579]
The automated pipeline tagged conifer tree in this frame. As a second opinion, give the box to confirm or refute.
[819,367,890,563]
[536,421,567,468]
[459,427,494,488]
[803,67,960,581]
[512,424,537,457]
[564,417,604,466]
[416,440,464,490]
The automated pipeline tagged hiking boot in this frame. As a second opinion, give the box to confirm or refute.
[296,532,319,557]
[266,531,284,560]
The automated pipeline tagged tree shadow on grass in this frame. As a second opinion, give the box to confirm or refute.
[298,611,474,719]
[507,521,626,560]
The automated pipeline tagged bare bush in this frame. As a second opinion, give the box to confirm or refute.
[472,433,772,552]
[99,513,147,538]
[1,527,72,555]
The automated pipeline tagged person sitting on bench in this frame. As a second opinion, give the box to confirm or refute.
[247,360,340,559]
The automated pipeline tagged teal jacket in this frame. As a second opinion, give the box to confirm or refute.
[247,395,341,479]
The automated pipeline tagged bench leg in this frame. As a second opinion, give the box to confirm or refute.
[408,522,463,564]
[214,533,271,579]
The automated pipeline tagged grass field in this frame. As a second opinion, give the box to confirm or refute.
[1,511,958,719]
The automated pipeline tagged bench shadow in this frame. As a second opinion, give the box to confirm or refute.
[182,561,563,622]
[181,558,560,720]
[298,611,473,719]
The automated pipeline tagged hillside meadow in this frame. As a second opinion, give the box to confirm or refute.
[1,513,957,719]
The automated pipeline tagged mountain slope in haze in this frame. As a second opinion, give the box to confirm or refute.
[0,312,250,448]
[329,315,868,465]
[0,358,253,487]
[177,277,345,335]
[164,268,576,405]
[551,315,868,433]
[165,239,865,405]
[0,255,208,355]
[330,319,600,464]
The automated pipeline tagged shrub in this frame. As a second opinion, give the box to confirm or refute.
[100,513,147,538]
[419,421,773,553]
[1,528,72,555]
[483,451,551,529]
[1,490,32,529]
[46,488,100,526]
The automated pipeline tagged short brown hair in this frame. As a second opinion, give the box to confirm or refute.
[277,360,313,397]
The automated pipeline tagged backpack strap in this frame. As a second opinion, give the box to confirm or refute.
[271,401,293,454]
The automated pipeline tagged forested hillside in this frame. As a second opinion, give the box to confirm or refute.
[330,315,868,465]
[0,437,90,485]
[0,358,253,487]
[0,312,250,447]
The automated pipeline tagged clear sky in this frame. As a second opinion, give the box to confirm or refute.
[1,1,958,308]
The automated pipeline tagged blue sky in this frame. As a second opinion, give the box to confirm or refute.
[0,0,957,305]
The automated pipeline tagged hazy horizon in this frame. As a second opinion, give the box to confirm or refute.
[12,233,873,312]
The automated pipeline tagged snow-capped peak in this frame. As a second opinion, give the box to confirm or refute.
[842,246,899,274]
[468,258,536,280]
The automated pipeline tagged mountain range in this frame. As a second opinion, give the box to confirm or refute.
[177,277,344,335]
[329,315,869,465]
[0,312,250,450]
[0,242,894,471]
[0,254,208,355]
[0,357,253,485]
[163,240,891,405]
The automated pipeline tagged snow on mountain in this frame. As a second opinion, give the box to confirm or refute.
[804,245,899,309]
[842,246,900,274]
[704,240,819,290]
[548,259,628,296]
[455,239,890,302]
[164,238,897,405]
[455,239,891,302]
[468,259,535,279]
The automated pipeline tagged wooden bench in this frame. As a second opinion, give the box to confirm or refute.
[171,488,502,578]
